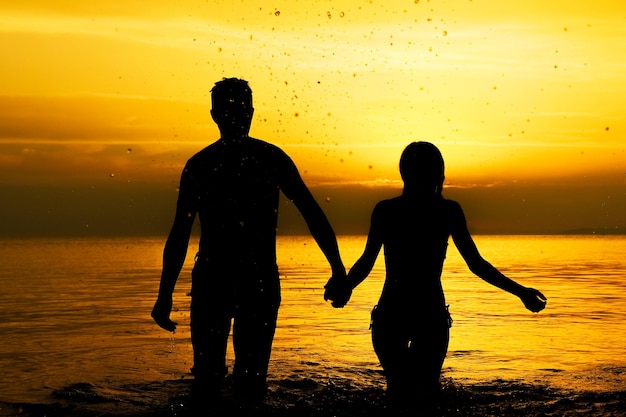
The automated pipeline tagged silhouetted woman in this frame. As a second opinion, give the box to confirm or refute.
[325,141,546,406]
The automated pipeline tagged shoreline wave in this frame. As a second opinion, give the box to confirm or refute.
[2,376,624,417]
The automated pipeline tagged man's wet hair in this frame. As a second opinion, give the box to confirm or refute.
[211,78,252,108]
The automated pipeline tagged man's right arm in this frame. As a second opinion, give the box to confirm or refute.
[151,166,197,331]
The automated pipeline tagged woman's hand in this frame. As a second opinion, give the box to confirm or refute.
[519,287,547,313]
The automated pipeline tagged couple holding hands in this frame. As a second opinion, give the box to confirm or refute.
[151,78,546,411]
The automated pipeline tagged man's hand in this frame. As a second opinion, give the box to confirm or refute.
[519,287,547,313]
[151,295,178,332]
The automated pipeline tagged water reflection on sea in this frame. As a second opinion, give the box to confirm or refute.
[0,235,625,406]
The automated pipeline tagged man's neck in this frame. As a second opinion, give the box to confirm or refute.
[219,134,249,143]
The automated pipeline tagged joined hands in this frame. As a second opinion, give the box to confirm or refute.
[324,275,352,308]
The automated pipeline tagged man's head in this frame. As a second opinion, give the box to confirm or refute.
[210,78,254,138]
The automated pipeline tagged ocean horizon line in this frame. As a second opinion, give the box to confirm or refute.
[1,229,626,239]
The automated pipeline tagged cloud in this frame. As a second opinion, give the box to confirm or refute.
[0,94,211,141]
[1,1,625,237]
[1,180,624,238]
[0,94,215,185]
[0,96,128,141]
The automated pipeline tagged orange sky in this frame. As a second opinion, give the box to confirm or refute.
[0,0,624,236]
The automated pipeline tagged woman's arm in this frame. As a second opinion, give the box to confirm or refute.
[324,203,384,307]
[449,201,547,312]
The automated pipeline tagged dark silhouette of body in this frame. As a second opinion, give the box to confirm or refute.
[325,141,546,406]
[151,78,345,408]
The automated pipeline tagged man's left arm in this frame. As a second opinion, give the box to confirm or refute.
[279,156,345,279]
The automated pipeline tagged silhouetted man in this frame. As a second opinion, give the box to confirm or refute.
[151,78,346,409]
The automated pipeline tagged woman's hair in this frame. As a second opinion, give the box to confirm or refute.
[399,141,445,195]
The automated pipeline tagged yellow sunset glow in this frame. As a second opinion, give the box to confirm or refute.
[1,0,624,236]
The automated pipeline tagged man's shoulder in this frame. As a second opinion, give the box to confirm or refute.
[247,137,288,154]
[189,137,287,156]
[246,138,296,169]
[187,141,219,160]
[184,137,293,172]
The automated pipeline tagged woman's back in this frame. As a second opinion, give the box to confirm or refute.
[375,195,453,312]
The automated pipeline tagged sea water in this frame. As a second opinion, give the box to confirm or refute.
[0,235,625,405]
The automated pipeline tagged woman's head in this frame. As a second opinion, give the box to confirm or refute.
[399,141,445,195]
